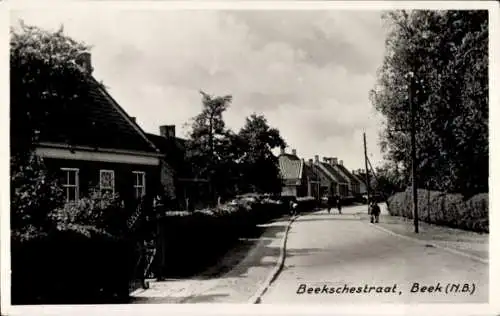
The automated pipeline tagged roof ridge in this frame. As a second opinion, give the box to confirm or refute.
[91,77,159,153]
[318,162,347,184]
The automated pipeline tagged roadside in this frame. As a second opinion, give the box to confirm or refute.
[130,214,293,303]
[358,209,488,261]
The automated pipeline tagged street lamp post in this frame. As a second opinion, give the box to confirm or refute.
[408,72,419,234]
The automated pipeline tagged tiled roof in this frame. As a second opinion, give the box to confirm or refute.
[39,76,158,154]
[336,164,362,184]
[278,154,303,185]
[319,162,348,183]
[310,164,331,186]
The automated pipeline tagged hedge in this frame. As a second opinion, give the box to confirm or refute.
[154,195,317,277]
[387,189,489,233]
[11,229,133,305]
[11,194,318,304]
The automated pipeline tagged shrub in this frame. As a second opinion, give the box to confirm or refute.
[11,191,136,304]
[387,190,488,233]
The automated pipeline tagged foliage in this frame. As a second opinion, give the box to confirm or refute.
[10,21,91,157]
[10,152,65,240]
[185,91,239,199]
[10,22,96,239]
[237,114,286,194]
[387,190,488,233]
[48,190,128,238]
[370,10,488,197]
[185,92,288,200]
[371,162,406,198]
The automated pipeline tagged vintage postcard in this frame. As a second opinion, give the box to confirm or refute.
[1,1,498,315]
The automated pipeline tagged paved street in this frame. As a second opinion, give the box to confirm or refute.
[260,204,489,304]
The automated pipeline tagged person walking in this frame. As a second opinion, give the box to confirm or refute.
[327,195,333,214]
[370,201,381,223]
[336,196,342,215]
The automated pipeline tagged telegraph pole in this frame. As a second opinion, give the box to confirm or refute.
[409,75,419,233]
[363,133,370,214]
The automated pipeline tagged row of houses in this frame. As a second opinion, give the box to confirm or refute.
[278,148,368,200]
[25,52,368,211]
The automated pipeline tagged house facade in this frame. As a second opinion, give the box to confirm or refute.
[146,125,211,211]
[33,52,162,208]
[333,159,363,197]
[278,149,305,197]
[314,156,349,198]
[352,169,368,195]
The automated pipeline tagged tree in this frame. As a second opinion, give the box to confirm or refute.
[185,91,238,200]
[10,22,91,236]
[370,10,488,197]
[371,162,405,198]
[237,114,287,194]
[10,21,91,159]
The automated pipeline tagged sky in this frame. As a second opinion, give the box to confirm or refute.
[10,7,389,171]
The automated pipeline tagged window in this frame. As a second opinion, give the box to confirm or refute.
[99,170,115,196]
[61,168,79,203]
[133,171,146,199]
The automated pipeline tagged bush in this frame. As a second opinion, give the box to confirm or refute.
[11,192,136,304]
[387,190,488,233]
[11,229,132,305]
[154,194,305,277]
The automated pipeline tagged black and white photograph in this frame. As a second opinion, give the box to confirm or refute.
[1,1,497,315]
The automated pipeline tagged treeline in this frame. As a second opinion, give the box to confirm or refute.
[370,10,488,198]
[183,91,287,202]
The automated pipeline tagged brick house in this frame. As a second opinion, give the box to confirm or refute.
[278,149,321,198]
[278,148,305,197]
[332,159,362,197]
[33,52,162,208]
[313,156,349,198]
[146,125,210,211]
[352,169,368,195]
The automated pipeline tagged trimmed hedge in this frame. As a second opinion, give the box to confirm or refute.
[154,195,317,277]
[11,229,133,305]
[387,189,488,233]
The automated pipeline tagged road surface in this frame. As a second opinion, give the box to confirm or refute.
[260,204,489,304]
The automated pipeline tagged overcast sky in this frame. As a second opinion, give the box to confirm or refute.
[11,8,389,171]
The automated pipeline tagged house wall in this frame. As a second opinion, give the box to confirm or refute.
[43,157,160,208]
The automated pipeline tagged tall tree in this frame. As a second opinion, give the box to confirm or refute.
[370,10,488,197]
[10,22,90,235]
[185,91,237,199]
[238,114,287,194]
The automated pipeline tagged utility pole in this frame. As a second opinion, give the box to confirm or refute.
[363,133,370,214]
[409,75,419,233]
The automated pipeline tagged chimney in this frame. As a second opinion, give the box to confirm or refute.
[130,117,136,123]
[339,160,343,166]
[314,155,319,163]
[280,147,285,155]
[160,125,176,139]
[76,52,93,74]
[292,149,297,156]
[331,157,338,165]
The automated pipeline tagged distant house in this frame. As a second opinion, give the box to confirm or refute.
[333,159,363,197]
[303,158,321,200]
[314,156,349,198]
[146,125,210,211]
[278,148,306,197]
[33,52,162,208]
[352,169,368,195]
